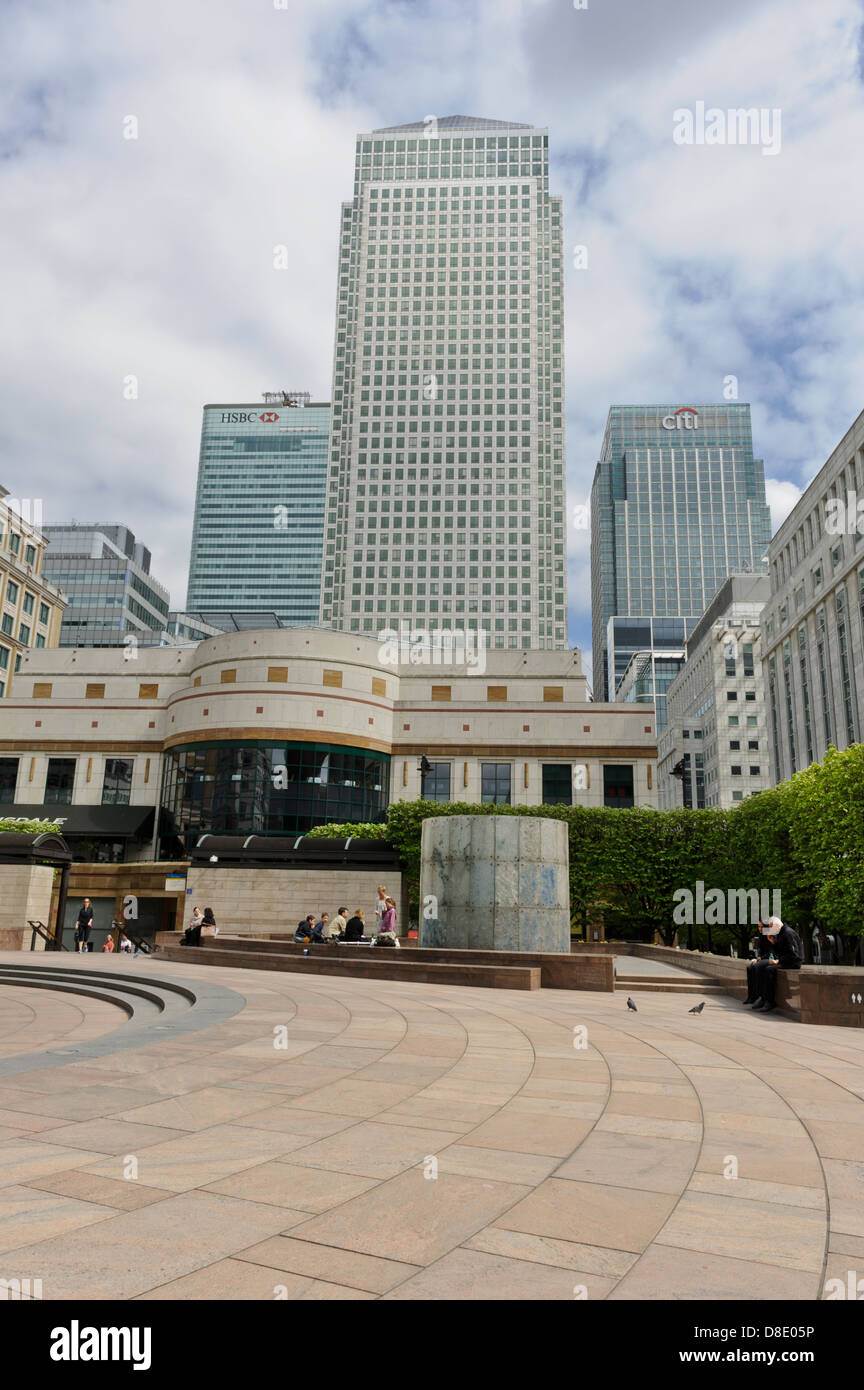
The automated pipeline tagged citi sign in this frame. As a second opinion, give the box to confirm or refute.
[661,407,700,431]
[220,411,281,424]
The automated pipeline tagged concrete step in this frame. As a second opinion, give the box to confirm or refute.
[615,979,727,994]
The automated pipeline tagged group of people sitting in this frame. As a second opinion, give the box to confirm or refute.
[181,906,217,947]
[294,887,399,946]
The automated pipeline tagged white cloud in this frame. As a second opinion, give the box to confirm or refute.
[1,0,862,657]
[765,477,804,531]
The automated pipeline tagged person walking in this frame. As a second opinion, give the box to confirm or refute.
[75,898,94,953]
[752,917,803,1012]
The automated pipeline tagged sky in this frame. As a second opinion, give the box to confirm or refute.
[3,0,864,691]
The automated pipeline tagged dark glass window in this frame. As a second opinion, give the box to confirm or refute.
[422,762,451,803]
[159,741,389,848]
[0,757,19,803]
[102,758,133,805]
[542,764,572,805]
[45,758,76,804]
[481,762,511,804]
[603,764,634,808]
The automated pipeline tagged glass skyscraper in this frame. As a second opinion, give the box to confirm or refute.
[319,115,567,649]
[43,525,169,647]
[186,397,329,626]
[590,403,772,702]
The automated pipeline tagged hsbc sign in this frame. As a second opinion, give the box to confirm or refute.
[220,411,281,424]
[662,407,700,431]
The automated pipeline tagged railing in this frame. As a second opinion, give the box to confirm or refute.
[110,921,157,956]
[27,920,67,951]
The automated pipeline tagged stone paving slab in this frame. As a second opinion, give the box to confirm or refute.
[0,953,862,1300]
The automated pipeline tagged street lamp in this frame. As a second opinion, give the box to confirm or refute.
[418,755,432,798]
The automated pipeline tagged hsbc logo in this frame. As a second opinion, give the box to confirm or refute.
[219,411,281,424]
[661,407,700,431]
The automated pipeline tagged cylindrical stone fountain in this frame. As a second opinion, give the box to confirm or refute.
[419,815,570,952]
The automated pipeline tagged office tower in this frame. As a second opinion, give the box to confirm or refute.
[0,486,66,698]
[186,394,330,626]
[762,406,864,781]
[658,573,771,809]
[43,524,168,648]
[590,403,772,701]
[319,116,568,649]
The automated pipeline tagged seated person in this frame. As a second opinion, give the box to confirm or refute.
[294,914,316,943]
[118,932,133,953]
[101,934,115,953]
[311,912,331,942]
[751,917,802,1013]
[200,908,217,940]
[331,907,348,940]
[344,909,367,942]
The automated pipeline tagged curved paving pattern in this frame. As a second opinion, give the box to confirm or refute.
[0,952,861,1301]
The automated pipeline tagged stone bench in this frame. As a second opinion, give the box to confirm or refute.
[158,943,541,991]
[157,933,614,992]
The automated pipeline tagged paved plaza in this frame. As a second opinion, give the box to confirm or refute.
[0,952,862,1301]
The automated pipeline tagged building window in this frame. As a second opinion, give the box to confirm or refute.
[322,669,343,687]
[742,643,755,676]
[268,667,288,683]
[835,588,857,745]
[220,669,236,684]
[782,640,797,775]
[0,757,19,803]
[24,544,36,566]
[32,682,52,698]
[486,686,507,701]
[543,686,563,702]
[731,765,742,776]
[797,627,814,765]
[102,758,133,806]
[422,762,451,803]
[542,764,572,805]
[45,757,76,804]
[603,764,634,807]
[481,762,511,804]
[138,683,158,699]
[430,685,452,701]
[815,609,833,749]
[85,683,105,699]
[38,603,50,626]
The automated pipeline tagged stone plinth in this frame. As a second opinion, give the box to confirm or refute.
[419,815,569,952]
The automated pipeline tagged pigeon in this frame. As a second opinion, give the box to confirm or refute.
[626,997,638,1012]
[689,1001,705,1014]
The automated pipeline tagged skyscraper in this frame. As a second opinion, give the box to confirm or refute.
[319,116,567,649]
[186,395,329,626]
[43,524,169,647]
[590,403,772,702]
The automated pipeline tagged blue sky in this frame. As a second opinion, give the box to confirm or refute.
[2,0,863,688]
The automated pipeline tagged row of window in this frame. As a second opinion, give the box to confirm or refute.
[421,762,634,808]
[0,757,132,806]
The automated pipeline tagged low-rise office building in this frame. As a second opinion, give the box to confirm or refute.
[0,628,658,860]
[658,573,771,808]
[762,407,864,781]
[0,487,66,701]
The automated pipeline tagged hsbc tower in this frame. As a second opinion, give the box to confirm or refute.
[185,396,330,626]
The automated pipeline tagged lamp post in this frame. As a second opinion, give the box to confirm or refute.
[418,755,432,799]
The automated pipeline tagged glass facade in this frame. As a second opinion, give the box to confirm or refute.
[45,757,75,804]
[541,763,571,805]
[422,761,452,802]
[320,116,567,651]
[591,404,772,700]
[186,402,330,626]
[159,741,389,849]
[102,757,133,805]
[43,526,169,647]
[481,762,511,804]
[0,757,18,803]
[603,764,634,808]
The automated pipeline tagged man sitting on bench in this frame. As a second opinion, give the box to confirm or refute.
[751,916,802,1013]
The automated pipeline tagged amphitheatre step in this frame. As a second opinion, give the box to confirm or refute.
[158,943,542,990]
[614,979,727,994]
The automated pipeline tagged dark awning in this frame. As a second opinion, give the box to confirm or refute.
[5,805,155,839]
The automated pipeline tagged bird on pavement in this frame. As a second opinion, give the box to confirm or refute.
[689,1001,705,1014]
[626,997,638,1012]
